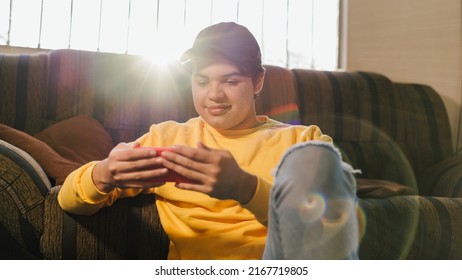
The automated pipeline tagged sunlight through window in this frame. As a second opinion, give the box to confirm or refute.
[0,0,339,70]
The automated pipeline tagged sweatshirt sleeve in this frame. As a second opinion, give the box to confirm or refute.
[241,176,272,226]
[58,161,143,215]
[302,125,333,143]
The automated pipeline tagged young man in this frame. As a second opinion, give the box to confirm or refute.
[58,22,359,260]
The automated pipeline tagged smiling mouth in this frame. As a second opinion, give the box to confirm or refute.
[207,105,230,115]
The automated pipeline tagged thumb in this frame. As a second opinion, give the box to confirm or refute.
[130,141,141,148]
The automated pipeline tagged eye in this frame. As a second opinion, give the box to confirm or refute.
[195,79,208,87]
[225,79,239,85]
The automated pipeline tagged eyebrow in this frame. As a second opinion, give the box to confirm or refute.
[193,71,245,79]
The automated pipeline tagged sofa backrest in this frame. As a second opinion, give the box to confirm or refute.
[47,50,303,142]
[0,49,303,143]
[292,69,452,189]
[0,52,49,134]
[392,83,453,183]
[0,50,200,142]
[256,65,301,125]
[45,49,198,143]
[0,49,453,192]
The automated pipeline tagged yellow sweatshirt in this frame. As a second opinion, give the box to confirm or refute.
[58,116,332,260]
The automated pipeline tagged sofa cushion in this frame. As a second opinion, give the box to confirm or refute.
[0,124,81,186]
[393,83,453,186]
[0,53,49,134]
[338,140,417,188]
[46,50,198,143]
[291,70,402,141]
[35,115,114,165]
[291,69,453,194]
[257,65,301,124]
[359,196,462,259]
[41,187,170,259]
[418,154,462,197]
[356,178,417,198]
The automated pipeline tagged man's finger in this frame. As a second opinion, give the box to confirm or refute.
[162,158,209,182]
[167,145,211,163]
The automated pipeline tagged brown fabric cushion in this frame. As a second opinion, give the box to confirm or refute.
[0,140,52,258]
[42,187,170,259]
[35,115,114,165]
[0,124,80,185]
[46,50,197,143]
[257,65,301,124]
[0,53,49,134]
[356,178,418,198]
[358,196,462,259]
[418,154,462,197]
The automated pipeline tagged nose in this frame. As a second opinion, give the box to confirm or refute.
[208,82,226,101]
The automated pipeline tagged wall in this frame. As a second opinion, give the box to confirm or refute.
[345,0,462,151]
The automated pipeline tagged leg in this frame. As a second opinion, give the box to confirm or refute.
[263,141,359,259]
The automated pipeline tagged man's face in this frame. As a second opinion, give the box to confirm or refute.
[191,57,264,130]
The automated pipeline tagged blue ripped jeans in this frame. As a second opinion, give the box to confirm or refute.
[263,141,360,260]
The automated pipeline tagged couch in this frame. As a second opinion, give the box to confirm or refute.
[1,49,462,259]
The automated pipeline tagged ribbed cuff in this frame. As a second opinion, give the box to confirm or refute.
[79,162,112,204]
[242,176,271,225]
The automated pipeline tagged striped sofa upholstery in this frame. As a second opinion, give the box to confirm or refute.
[292,69,462,259]
[41,49,197,143]
[0,53,49,134]
[292,69,453,189]
[1,49,462,259]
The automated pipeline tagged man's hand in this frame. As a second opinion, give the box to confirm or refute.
[161,141,257,204]
[92,142,168,193]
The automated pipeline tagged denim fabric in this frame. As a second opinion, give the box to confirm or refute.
[263,141,359,259]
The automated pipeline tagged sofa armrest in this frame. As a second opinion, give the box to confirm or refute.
[1,139,169,259]
[359,196,462,259]
[0,140,50,258]
[419,154,462,197]
[41,187,170,259]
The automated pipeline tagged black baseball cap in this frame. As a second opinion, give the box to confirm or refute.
[181,22,264,75]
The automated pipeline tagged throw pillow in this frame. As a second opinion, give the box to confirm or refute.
[0,124,81,185]
[34,115,114,165]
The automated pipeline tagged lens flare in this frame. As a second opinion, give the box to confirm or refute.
[299,193,326,223]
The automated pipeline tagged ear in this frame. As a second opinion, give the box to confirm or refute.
[254,70,266,95]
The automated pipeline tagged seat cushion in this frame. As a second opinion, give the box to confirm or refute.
[41,187,170,259]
